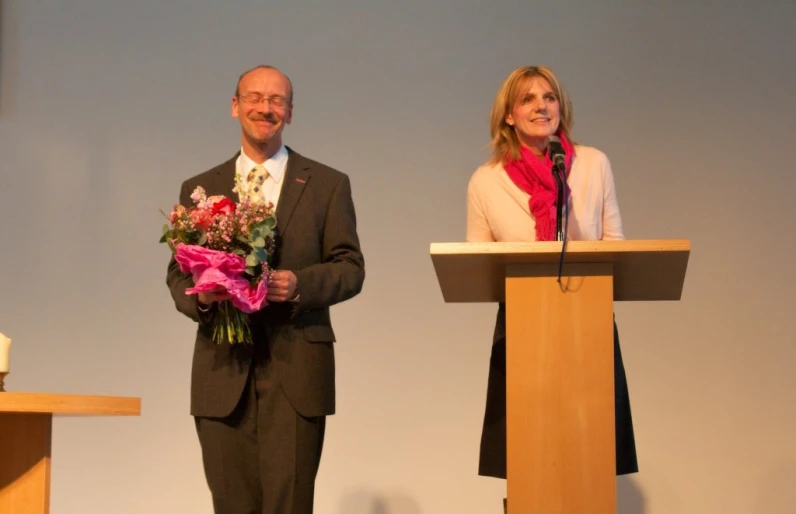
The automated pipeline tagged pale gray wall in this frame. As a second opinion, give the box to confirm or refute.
[1,1,794,513]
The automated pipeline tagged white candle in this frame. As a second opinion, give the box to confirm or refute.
[0,333,11,373]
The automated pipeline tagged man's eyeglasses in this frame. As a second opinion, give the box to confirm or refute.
[238,94,290,108]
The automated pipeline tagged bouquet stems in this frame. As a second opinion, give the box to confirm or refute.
[213,301,252,344]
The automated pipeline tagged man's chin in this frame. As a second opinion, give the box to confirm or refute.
[247,133,274,145]
[243,132,283,151]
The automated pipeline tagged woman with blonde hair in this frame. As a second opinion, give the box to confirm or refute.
[466,65,638,494]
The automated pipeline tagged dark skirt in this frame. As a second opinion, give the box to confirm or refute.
[478,304,639,478]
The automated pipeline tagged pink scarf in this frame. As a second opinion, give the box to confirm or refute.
[504,133,575,241]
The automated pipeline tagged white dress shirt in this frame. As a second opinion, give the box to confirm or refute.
[235,145,289,208]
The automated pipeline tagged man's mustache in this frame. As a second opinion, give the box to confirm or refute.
[249,113,280,123]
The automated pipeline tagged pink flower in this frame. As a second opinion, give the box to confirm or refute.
[174,243,267,313]
[190,186,207,204]
[170,204,186,224]
[189,208,214,231]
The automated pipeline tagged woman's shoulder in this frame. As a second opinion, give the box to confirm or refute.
[469,160,505,184]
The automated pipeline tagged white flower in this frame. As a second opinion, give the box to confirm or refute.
[190,186,207,205]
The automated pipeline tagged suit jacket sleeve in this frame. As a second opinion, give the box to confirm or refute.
[165,180,216,326]
[294,174,365,311]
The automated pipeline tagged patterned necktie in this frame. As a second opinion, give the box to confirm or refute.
[245,164,268,203]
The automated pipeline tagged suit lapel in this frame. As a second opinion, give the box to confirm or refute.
[275,147,310,236]
[211,154,238,198]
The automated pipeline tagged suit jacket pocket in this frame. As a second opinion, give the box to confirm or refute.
[303,324,336,343]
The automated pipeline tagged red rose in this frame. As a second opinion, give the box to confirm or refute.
[211,197,237,216]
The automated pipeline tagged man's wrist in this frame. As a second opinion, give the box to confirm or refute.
[289,282,300,303]
[197,297,213,312]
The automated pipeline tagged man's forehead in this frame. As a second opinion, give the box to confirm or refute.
[241,69,289,90]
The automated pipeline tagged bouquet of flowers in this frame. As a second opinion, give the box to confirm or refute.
[160,178,276,344]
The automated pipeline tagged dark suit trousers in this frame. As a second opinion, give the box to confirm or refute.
[478,305,639,478]
[194,348,326,514]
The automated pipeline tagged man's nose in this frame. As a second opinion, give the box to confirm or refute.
[255,98,273,112]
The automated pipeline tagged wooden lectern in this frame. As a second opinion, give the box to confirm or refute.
[430,239,690,514]
[0,392,142,514]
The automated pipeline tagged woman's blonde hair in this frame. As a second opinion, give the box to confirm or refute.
[488,65,574,165]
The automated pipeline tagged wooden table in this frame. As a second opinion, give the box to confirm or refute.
[0,392,141,514]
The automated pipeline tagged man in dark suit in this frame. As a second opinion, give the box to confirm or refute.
[166,65,365,514]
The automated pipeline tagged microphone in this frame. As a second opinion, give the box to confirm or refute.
[548,135,567,174]
[548,135,567,241]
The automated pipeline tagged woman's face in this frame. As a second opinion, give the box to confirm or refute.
[505,76,560,154]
